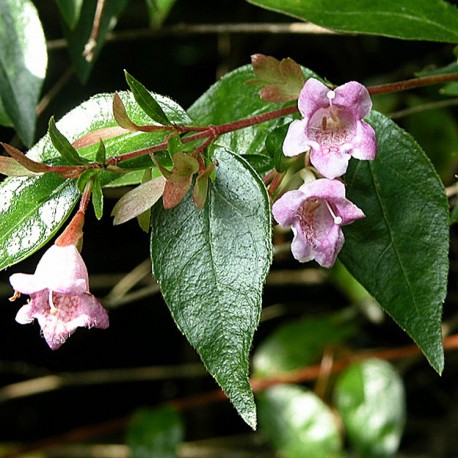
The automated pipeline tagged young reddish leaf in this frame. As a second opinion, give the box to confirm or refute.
[1,142,50,173]
[247,54,306,103]
[0,156,40,176]
[163,173,193,209]
[113,91,140,131]
[112,175,167,225]
[71,125,131,149]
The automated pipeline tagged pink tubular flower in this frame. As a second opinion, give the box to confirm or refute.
[272,179,365,268]
[10,244,109,350]
[283,78,376,179]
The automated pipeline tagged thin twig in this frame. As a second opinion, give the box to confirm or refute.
[0,363,207,403]
[389,97,458,119]
[47,22,336,50]
[83,0,106,62]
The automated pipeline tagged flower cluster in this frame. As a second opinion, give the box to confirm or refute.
[274,78,376,267]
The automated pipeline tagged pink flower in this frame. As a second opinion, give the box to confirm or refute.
[10,244,109,350]
[272,179,365,268]
[283,78,376,179]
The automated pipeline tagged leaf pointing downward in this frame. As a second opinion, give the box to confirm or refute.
[151,147,272,428]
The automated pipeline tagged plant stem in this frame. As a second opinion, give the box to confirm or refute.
[368,73,458,95]
[106,104,298,166]
[104,72,458,167]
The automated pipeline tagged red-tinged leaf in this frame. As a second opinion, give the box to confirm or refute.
[0,156,40,176]
[112,175,167,225]
[163,173,193,209]
[247,54,305,103]
[72,126,131,149]
[113,91,141,131]
[1,142,50,173]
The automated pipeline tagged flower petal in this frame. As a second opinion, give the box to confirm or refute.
[33,245,89,294]
[10,273,45,295]
[313,223,344,268]
[298,78,330,120]
[350,121,377,160]
[283,119,313,157]
[310,148,351,179]
[334,81,372,119]
[272,190,307,227]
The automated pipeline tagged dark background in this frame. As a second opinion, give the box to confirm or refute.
[1,1,458,456]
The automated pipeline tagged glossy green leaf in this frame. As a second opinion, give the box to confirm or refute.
[339,111,449,373]
[258,385,342,458]
[247,0,458,43]
[49,116,88,165]
[55,0,83,29]
[61,0,128,83]
[0,0,47,146]
[252,315,356,378]
[334,359,405,457]
[92,174,103,220]
[0,91,190,270]
[151,147,272,429]
[188,66,312,173]
[145,0,177,29]
[125,71,172,126]
[127,406,184,458]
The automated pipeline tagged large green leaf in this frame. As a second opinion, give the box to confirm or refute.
[339,111,449,373]
[0,0,47,146]
[247,0,458,43]
[334,359,405,457]
[61,0,128,83]
[0,91,191,271]
[258,385,342,458]
[151,147,272,428]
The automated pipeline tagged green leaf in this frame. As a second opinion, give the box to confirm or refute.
[91,174,103,220]
[151,147,272,428]
[49,116,88,165]
[0,0,47,146]
[145,0,177,29]
[125,71,172,126]
[0,175,78,271]
[0,91,190,270]
[258,385,342,458]
[61,0,128,83]
[339,111,449,373]
[127,406,184,458]
[95,139,106,164]
[247,0,458,43]
[55,0,83,29]
[252,315,356,378]
[334,359,405,457]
